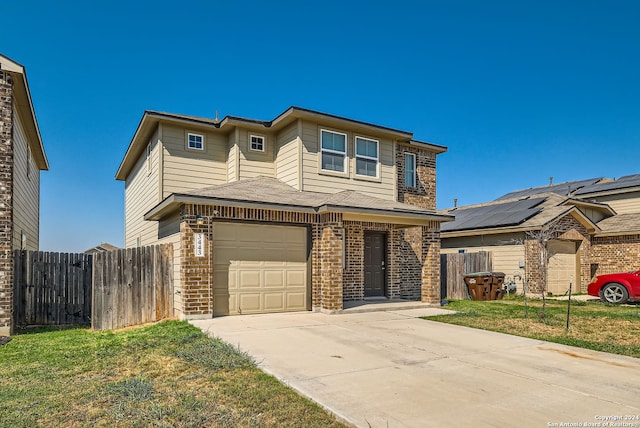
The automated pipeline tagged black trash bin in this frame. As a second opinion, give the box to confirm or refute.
[464,272,506,301]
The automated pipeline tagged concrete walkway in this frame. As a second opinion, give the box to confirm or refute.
[192,309,640,428]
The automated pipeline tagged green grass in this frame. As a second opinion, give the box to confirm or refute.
[0,321,345,428]
[426,298,640,358]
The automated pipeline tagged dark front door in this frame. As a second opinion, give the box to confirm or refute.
[364,231,386,297]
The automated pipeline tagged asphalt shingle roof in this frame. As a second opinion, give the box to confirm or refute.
[596,213,640,234]
[183,176,440,215]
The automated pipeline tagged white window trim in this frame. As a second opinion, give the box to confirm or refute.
[354,136,380,178]
[146,143,152,175]
[249,134,266,152]
[186,132,205,151]
[320,129,348,175]
[405,152,416,188]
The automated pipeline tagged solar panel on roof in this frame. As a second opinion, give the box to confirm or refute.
[442,197,546,232]
[575,174,640,195]
[496,178,603,200]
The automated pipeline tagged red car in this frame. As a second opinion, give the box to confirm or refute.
[587,270,640,304]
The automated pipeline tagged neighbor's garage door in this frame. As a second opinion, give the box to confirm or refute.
[547,240,578,295]
[212,222,309,316]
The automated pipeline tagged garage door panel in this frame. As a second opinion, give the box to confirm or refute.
[264,293,285,311]
[214,269,233,290]
[214,292,231,316]
[264,270,284,287]
[213,222,309,316]
[286,292,306,309]
[238,270,261,289]
[239,294,261,312]
[286,270,305,287]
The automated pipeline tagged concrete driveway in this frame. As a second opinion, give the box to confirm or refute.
[192,308,640,428]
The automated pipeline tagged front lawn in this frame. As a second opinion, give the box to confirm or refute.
[425,298,640,358]
[0,320,345,428]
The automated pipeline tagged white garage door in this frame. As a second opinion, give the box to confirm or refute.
[213,222,309,316]
[547,240,578,295]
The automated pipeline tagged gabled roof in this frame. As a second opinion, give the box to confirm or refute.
[84,243,120,254]
[575,174,640,197]
[0,54,48,170]
[116,107,447,180]
[144,176,453,224]
[440,193,600,236]
[495,178,604,200]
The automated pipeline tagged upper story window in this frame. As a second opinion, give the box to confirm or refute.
[355,136,379,178]
[250,135,265,152]
[321,129,347,173]
[405,152,416,187]
[187,132,204,151]
[26,146,31,179]
[146,143,152,174]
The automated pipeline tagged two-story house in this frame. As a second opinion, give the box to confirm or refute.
[116,107,452,319]
[0,54,49,336]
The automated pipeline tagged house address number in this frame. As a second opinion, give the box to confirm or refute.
[194,233,205,257]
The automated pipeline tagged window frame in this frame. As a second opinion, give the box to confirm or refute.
[249,134,266,152]
[354,135,380,179]
[320,128,348,175]
[404,152,416,188]
[146,143,152,175]
[186,132,205,151]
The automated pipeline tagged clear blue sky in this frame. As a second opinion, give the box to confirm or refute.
[4,1,639,252]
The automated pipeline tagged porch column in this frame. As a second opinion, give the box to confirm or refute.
[179,209,214,318]
[316,214,343,312]
[421,222,441,304]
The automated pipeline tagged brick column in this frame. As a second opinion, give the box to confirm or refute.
[525,238,545,294]
[315,214,343,312]
[421,222,441,304]
[179,214,213,318]
[0,71,14,336]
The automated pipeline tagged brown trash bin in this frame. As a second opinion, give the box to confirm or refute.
[464,272,505,301]
[490,272,506,300]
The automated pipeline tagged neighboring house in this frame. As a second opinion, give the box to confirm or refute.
[0,54,49,335]
[84,243,120,254]
[116,107,452,319]
[440,176,640,295]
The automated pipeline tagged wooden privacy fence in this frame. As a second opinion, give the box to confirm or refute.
[440,251,492,299]
[92,244,173,331]
[13,251,93,326]
[13,244,174,331]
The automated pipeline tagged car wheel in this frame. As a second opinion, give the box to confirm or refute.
[600,283,629,304]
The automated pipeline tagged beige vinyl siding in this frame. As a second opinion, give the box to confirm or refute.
[12,111,40,250]
[590,192,640,214]
[442,233,526,276]
[124,128,161,247]
[580,206,609,223]
[237,129,275,180]
[300,120,395,200]
[161,124,227,197]
[275,120,299,189]
[227,132,238,183]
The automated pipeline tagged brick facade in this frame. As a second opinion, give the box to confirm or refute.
[396,144,437,210]
[0,71,14,336]
[175,203,442,318]
[524,214,591,294]
[590,234,640,278]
